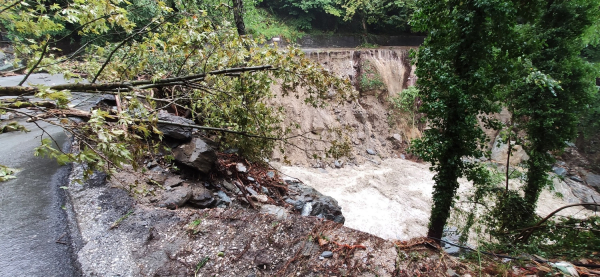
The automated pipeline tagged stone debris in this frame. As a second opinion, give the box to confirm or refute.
[188,185,216,208]
[221,180,240,194]
[553,166,567,177]
[301,202,313,216]
[164,175,183,187]
[217,191,232,204]
[585,172,600,193]
[334,160,343,168]
[320,251,333,258]
[159,185,192,209]
[173,137,217,174]
[236,163,247,173]
[156,110,194,141]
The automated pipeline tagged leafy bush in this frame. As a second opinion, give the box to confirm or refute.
[359,60,385,91]
[389,86,420,128]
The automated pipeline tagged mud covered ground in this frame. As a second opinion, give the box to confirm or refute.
[65,166,469,276]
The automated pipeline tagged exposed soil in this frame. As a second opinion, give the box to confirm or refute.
[270,48,420,167]
[66,158,474,276]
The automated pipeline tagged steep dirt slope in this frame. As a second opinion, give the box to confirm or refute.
[270,47,419,167]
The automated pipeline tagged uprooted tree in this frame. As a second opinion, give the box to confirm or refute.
[0,0,353,178]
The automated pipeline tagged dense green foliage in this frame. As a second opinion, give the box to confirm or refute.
[260,0,416,34]
[506,0,600,224]
[0,0,352,177]
[410,0,519,239]
[389,86,419,128]
[414,0,600,254]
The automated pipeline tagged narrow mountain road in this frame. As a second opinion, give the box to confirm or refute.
[0,74,96,276]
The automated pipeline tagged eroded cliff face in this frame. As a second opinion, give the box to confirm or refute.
[270,47,420,167]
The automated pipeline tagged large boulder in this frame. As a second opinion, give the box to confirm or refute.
[157,110,195,141]
[584,172,600,193]
[284,178,345,224]
[564,178,600,211]
[159,185,192,209]
[173,137,217,174]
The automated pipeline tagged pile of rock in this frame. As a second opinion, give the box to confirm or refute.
[141,110,346,223]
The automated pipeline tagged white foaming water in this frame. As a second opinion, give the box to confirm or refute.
[275,158,594,241]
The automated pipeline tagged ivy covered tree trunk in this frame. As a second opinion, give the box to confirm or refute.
[233,0,246,36]
[411,0,520,240]
[510,0,600,221]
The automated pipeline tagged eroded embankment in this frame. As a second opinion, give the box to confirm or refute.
[271,48,420,167]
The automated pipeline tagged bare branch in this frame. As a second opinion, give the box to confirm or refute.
[0,65,274,96]
[19,41,49,86]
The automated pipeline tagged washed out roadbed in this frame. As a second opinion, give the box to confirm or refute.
[65,168,466,277]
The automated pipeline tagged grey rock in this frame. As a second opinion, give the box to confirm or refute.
[217,191,231,204]
[565,141,576,148]
[284,178,345,224]
[173,137,217,174]
[236,163,247,173]
[318,168,328,174]
[301,202,313,216]
[261,186,269,194]
[294,200,305,210]
[246,187,258,196]
[585,172,600,193]
[570,175,583,182]
[553,166,567,177]
[247,176,255,182]
[252,194,269,203]
[565,179,600,211]
[334,160,343,168]
[157,110,194,141]
[148,174,167,185]
[311,126,325,135]
[388,133,402,149]
[446,268,459,277]
[353,110,366,124]
[164,175,183,187]
[320,251,333,258]
[150,165,165,172]
[284,198,297,205]
[490,137,529,165]
[254,252,271,268]
[284,199,305,210]
[159,185,192,209]
[188,186,216,208]
[86,171,108,188]
[221,181,240,194]
[145,160,158,169]
[366,149,377,155]
[266,171,275,178]
[400,154,406,160]
[260,204,288,220]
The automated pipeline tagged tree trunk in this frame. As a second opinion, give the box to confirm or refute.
[427,172,460,240]
[233,0,246,37]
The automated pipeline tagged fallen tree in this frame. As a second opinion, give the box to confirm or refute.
[0,0,354,179]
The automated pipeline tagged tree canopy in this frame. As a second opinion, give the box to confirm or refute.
[0,0,353,178]
[412,0,600,244]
